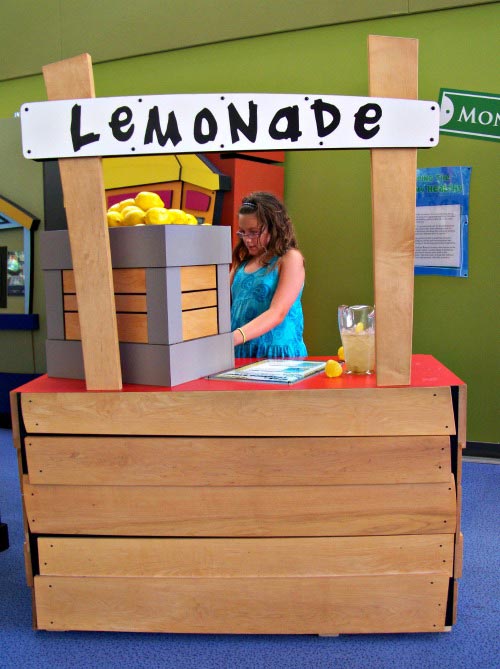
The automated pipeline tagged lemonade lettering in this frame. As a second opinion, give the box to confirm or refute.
[69,98,383,153]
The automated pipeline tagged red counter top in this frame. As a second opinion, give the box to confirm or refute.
[13,355,465,395]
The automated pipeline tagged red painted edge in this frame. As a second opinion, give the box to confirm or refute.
[11,355,465,395]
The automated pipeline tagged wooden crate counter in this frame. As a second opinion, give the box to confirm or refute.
[41,224,234,387]
[10,354,465,635]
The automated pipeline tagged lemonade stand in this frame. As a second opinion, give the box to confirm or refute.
[10,37,465,634]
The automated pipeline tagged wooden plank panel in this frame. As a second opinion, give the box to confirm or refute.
[24,477,456,536]
[63,268,147,294]
[182,306,219,341]
[34,573,449,633]
[43,54,122,391]
[455,384,466,535]
[64,293,147,313]
[64,312,148,343]
[9,391,21,449]
[20,386,456,436]
[38,535,454,577]
[25,435,451,486]
[368,35,419,386]
[64,312,81,340]
[181,289,217,311]
[454,532,463,579]
[180,265,216,291]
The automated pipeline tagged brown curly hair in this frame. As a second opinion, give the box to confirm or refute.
[232,192,301,269]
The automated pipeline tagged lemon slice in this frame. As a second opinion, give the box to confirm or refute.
[337,346,344,361]
[355,322,364,333]
[325,359,343,378]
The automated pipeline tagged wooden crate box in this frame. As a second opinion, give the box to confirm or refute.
[41,225,234,386]
[10,356,465,634]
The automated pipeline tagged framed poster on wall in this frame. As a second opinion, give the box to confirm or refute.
[415,166,471,277]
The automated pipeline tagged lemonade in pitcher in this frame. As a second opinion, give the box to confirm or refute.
[338,305,375,374]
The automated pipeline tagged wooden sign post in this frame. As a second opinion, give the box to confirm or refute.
[369,35,419,386]
[43,54,122,390]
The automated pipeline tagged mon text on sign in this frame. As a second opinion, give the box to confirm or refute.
[439,89,499,143]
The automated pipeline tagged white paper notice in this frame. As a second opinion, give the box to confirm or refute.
[415,204,462,267]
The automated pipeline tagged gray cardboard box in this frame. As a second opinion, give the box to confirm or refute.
[41,225,235,386]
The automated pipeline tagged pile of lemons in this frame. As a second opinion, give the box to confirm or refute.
[107,191,199,227]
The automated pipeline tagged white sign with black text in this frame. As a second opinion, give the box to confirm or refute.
[20,93,440,159]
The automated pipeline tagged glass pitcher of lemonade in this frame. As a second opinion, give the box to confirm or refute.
[338,305,375,374]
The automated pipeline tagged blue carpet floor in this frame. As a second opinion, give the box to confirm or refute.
[1,427,498,669]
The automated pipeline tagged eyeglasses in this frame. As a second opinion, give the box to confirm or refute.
[236,229,263,240]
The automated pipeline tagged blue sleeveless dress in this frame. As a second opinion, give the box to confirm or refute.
[231,257,308,358]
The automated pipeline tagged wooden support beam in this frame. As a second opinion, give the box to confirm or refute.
[368,35,418,386]
[43,54,122,390]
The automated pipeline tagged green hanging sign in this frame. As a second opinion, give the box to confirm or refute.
[439,89,500,142]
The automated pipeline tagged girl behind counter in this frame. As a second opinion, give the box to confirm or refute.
[230,191,308,359]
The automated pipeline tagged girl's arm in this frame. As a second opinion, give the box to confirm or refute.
[233,249,305,345]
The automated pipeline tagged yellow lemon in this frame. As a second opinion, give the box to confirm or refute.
[108,198,135,213]
[168,209,188,224]
[145,207,172,225]
[134,191,164,210]
[325,359,343,378]
[122,208,146,226]
[107,211,123,227]
[337,345,345,361]
[184,213,199,225]
[355,322,364,333]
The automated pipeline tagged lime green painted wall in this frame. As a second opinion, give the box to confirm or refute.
[0,0,493,81]
[0,4,497,440]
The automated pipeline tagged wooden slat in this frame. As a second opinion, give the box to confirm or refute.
[20,386,456,436]
[455,384,466,536]
[38,535,454,577]
[454,532,463,579]
[181,289,217,310]
[9,390,21,449]
[182,306,218,340]
[368,35,418,386]
[34,573,449,633]
[16,450,36,589]
[63,268,146,294]
[25,435,451,486]
[64,293,147,313]
[64,312,148,343]
[23,476,456,536]
[457,384,467,449]
[43,54,122,390]
[180,265,217,291]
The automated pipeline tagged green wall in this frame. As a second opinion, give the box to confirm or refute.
[0,0,493,82]
[0,4,498,441]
